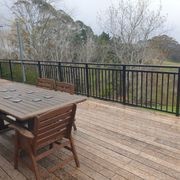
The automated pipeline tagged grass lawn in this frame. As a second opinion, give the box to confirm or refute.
[163,60,180,66]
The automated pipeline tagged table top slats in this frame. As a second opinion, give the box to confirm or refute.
[0,81,86,121]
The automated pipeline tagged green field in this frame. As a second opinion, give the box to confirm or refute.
[163,60,180,66]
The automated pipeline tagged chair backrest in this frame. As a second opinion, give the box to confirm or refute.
[33,104,76,150]
[37,78,55,90]
[56,82,75,95]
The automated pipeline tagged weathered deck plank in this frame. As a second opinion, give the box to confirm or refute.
[0,99,180,179]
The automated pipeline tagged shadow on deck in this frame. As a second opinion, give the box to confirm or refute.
[0,99,180,180]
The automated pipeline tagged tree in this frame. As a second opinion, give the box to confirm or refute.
[148,35,180,63]
[170,44,180,62]
[95,32,112,63]
[10,0,64,60]
[70,20,96,63]
[148,35,179,61]
[10,0,97,62]
[100,0,166,64]
[0,25,16,58]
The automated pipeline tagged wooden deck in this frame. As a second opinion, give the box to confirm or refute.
[0,99,180,180]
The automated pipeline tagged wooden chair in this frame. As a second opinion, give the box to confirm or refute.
[56,82,77,130]
[56,82,75,95]
[9,104,79,180]
[37,78,55,90]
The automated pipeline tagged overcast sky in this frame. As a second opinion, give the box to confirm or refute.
[1,0,180,42]
[60,0,180,43]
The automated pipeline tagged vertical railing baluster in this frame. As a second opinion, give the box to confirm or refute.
[122,65,126,104]
[80,67,83,94]
[150,72,153,108]
[115,70,118,101]
[136,71,138,105]
[101,68,103,98]
[127,71,129,104]
[155,73,158,109]
[108,69,111,100]
[38,61,42,78]
[140,72,143,107]
[166,74,170,111]
[58,62,63,81]
[145,72,148,107]
[132,71,134,105]
[172,74,175,113]
[161,73,164,110]
[119,70,122,101]
[112,70,115,101]
[85,64,89,97]
[105,69,107,99]
[176,68,180,116]
[0,62,2,78]
[95,68,98,98]
[9,60,13,81]
[89,68,92,96]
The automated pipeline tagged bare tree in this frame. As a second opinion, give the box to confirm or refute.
[9,0,96,63]
[10,0,62,60]
[0,24,17,58]
[100,0,166,64]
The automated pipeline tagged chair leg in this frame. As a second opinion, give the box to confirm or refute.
[0,116,8,132]
[0,119,5,130]
[28,149,40,180]
[73,122,77,131]
[49,143,53,149]
[69,136,80,167]
[14,133,19,169]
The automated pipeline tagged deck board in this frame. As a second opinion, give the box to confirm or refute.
[0,99,180,179]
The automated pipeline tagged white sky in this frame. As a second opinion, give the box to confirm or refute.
[59,0,180,42]
[0,0,180,42]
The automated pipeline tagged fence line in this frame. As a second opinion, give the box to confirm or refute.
[0,59,179,116]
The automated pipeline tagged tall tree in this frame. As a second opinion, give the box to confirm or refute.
[149,35,179,62]
[11,0,59,60]
[100,0,166,64]
[95,32,113,63]
[10,0,97,62]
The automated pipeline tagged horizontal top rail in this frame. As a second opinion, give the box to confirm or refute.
[0,59,180,69]
[125,69,178,74]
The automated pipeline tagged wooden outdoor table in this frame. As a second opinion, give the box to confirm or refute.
[0,80,86,131]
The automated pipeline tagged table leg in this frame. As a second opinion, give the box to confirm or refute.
[0,119,6,129]
[27,119,34,131]
[0,113,9,132]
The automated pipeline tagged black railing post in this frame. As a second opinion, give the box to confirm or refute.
[9,60,13,81]
[85,63,90,97]
[58,62,63,81]
[176,67,180,116]
[38,61,42,78]
[0,62,2,77]
[122,65,126,104]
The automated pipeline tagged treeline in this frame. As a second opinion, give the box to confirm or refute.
[149,35,180,63]
[0,0,179,64]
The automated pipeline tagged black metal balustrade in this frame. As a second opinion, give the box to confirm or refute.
[0,59,179,116]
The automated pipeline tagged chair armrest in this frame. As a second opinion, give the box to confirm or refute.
[9,124,34,139]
